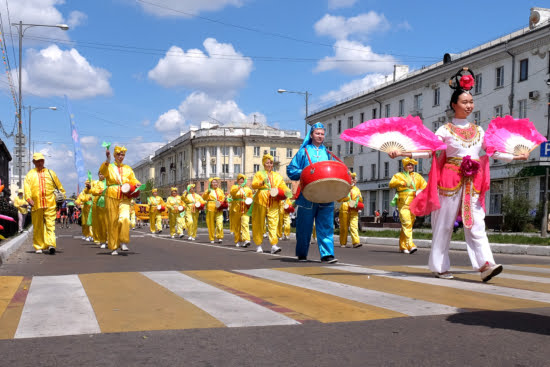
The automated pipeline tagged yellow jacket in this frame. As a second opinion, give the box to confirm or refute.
[147,196,165,214]
[166,196,185,213]
[14,196,29,215]
[338,186,363,211]
[202,188,225,212]
[183,192,205,213]
[24,168,65,211]
[251,170,290,208]
[90,180,106,205]
[99,161,140,200]
[75,189,93,207]
[389,172,427,206]
[230,184,253,214]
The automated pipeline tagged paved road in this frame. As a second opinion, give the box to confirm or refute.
[0,226,549,366]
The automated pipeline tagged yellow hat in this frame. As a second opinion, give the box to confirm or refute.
[187,184,195,192]
[209,177,221,183]
[350,172,357,178]
[18,189,23,194]
[262,154,274,166]
[152,188,158,193]
[402,157,418,167]
[114,146,127,154]
[170,187,178,192]
[237,173,246,180]
[32,152,45,161]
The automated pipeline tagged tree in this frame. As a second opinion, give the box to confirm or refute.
[501,194,531,232]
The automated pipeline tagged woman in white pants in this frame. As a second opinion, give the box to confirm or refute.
[390,67,528,282]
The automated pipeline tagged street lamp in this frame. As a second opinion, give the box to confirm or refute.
[27,106,57,171]
[278,89,310,135]
[12,21,68,188]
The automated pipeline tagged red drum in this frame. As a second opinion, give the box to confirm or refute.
[244,197,253,207]
[300,161,351,203]
[195,202,205,210]
[215,200,221,208]
[177,205,185,212]
[350,202,364,211]
[121,183,140,198]
[157,205,166,212]
[284,203,295,213]
[219,201,229,210]
[270,187,287,201]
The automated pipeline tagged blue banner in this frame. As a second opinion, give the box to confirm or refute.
[65,95,87,193]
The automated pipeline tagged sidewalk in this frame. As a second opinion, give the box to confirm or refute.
[0,227,32,265]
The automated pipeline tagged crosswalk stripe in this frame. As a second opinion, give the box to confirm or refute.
[0,276,29,339]
[142,271,298,327]
[333,265,550,305]
[15,275,101,339]
[80,272,224,333]
[504,265,550,275]
[190,270,404,322]
[237,269,459,317]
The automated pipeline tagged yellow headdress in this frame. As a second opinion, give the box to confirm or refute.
[187,184,195,192]
[237,173,246,181]
[262,154,274,166]
[114,146,127,154]
[152,188,158,193]
[350,172,357,178]
[402,157,418,167]
[170,187,178,192]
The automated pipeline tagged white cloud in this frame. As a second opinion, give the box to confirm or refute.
[148,38,253,97]
[315,39,396,75]
[314,12,390,40]
[138,0,244,17]
[67,10,87,28]
[328,0,357,9]
[80,136,98,146]
[316,73,387,107]
[154,109,186,134]
[19,45,112,99]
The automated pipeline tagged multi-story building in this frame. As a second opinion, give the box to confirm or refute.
[133,122,302,197]
[308,7,550,224]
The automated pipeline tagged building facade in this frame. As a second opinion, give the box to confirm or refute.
[308,8,550,222]
[133,122,302,197]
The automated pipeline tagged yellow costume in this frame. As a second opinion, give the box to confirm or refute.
[229,174,253,245]
[99,146,140,252]
[24,155,65,251]
[147,189,165,233]
[166,188,185,237]
[277,198,293,239]
[130,199,136,229]
[183,185,204,239]
[251,154,291,249]
[389,158,427,252]
[75,185,93,240]
[338,174,363,247]
[14,193,29,232]
[90,179,108,245]
[202,178,225,242]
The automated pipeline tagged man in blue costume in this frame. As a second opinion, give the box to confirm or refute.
[287,122,338,263]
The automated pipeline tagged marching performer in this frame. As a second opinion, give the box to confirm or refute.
[277,197,293,240]
[229,174,253,247]
[287,122,338,263]
[14,189,28,233]
[202,177,225,243]
[75,180,93,242]
[166,187,185,238]
[130,198,137,230]
[183,184,204,240]
[100,145,141,255]
[389,158,426,254]
[338,172,363,248]
[24,152,66,254]
[91,172,108,248]
[147,188,165,234]
[389,67,527,281]
[251,154,291,254]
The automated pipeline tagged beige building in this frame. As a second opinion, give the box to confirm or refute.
[133,122,302,197]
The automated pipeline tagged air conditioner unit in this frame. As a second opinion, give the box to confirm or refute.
[528,91,539,100]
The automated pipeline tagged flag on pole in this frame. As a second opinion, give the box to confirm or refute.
[65,95,87,193]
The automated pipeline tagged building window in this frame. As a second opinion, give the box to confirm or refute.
[286,148,293,158]
[514,178,529,200]
[384,162,389,178]
[383,190,389,212]
[474,73,482,94]
[200,182,205,192]
[337,145,341,157]
[413,94,423,112]
[234,164,241,173]
[253,146,260,157]
[210,164,217,174]
[398,99,404,116]
[201,147,207,156]
[418,158,423,172]
[337,120,342,134]
[270,147,277,157]
[432,121,442,132]
[359,166,364,181]
[398,160,403,172]
[221,146,229,156]
[347,116,353,129]
[210,146,217,156]
[518,99,527,119]
[473,111,481,125]
[328,123,332,137]
[347,141,353,155]
[384,104,391,117]
[253,164,260,173]
[369,191,376,215]
[222,164,229,174]
[360,144,363,153]
[360,112,364,123]
[372,108,377,119]
[495,66,504,88]
[519,59,528,82]
[433,88,440,106]
[371,164,376,180]
[494,105,503,118]
[233,146,242,156]
[489,181,503,215]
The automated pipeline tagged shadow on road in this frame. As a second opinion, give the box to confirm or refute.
[447,310,550,335]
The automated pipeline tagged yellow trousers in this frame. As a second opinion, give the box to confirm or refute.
[233,214,250,243]
[398,204,416,251]
[177,214,186,234]
[252,204,279,246]
[105,196,130,251]
[339,210,360,246]
[277,212,290,238]
[185,211,199,238]
[149,211,162,233]
[169,212,184,236]
[130,212,136,229]
[206,210,224,241]
[92,204,108,244]
[31,207,57,250]
[81,205,92,238]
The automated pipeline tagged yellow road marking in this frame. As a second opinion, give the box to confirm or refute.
[79,272,223,333]
[187,270,405,323]
[0,277,28,339]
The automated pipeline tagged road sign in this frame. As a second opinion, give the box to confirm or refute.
[541,142,550,157]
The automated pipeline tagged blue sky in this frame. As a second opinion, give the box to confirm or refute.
[0,0,543,194]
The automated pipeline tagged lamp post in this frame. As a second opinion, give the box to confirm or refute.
[542,80,550,237]
[28,106,57,171]
[277,89,310,135]
[12,21,68,188]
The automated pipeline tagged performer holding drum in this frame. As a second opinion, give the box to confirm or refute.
[91,171,108,248]
[166,187,185,238]
[183,184,204,240]
[230,174,253,247]
[287,122,351,263]
[147,188,165,234]
[202,177,225,243]
[278,197,294,240]
[338,172,363,248]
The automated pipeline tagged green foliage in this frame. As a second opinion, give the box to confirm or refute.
[501,194,532,232]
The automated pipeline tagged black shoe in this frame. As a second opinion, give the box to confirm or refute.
[409,247,418,254]
[48,246,56,255]
[297,256,308,262]
[321,255,338,264]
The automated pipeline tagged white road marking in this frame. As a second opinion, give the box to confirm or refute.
[408,265,550,284]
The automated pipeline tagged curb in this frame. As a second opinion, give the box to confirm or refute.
[0,226,33,265]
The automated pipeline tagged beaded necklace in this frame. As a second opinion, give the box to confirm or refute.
[445,123,481,148]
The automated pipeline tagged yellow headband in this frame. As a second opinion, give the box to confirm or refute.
[262,154,274,166]
[114,146,127,154]
[152,188,158,193]
[402,157,418,167]
[170,187,178,192]
[209,177,221,183]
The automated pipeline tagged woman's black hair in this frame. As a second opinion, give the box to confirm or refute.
[448,67,475,111]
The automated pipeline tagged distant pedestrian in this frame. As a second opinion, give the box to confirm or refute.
[13,189,28,233]
[392,208,399,223]
[374,209,381,223]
